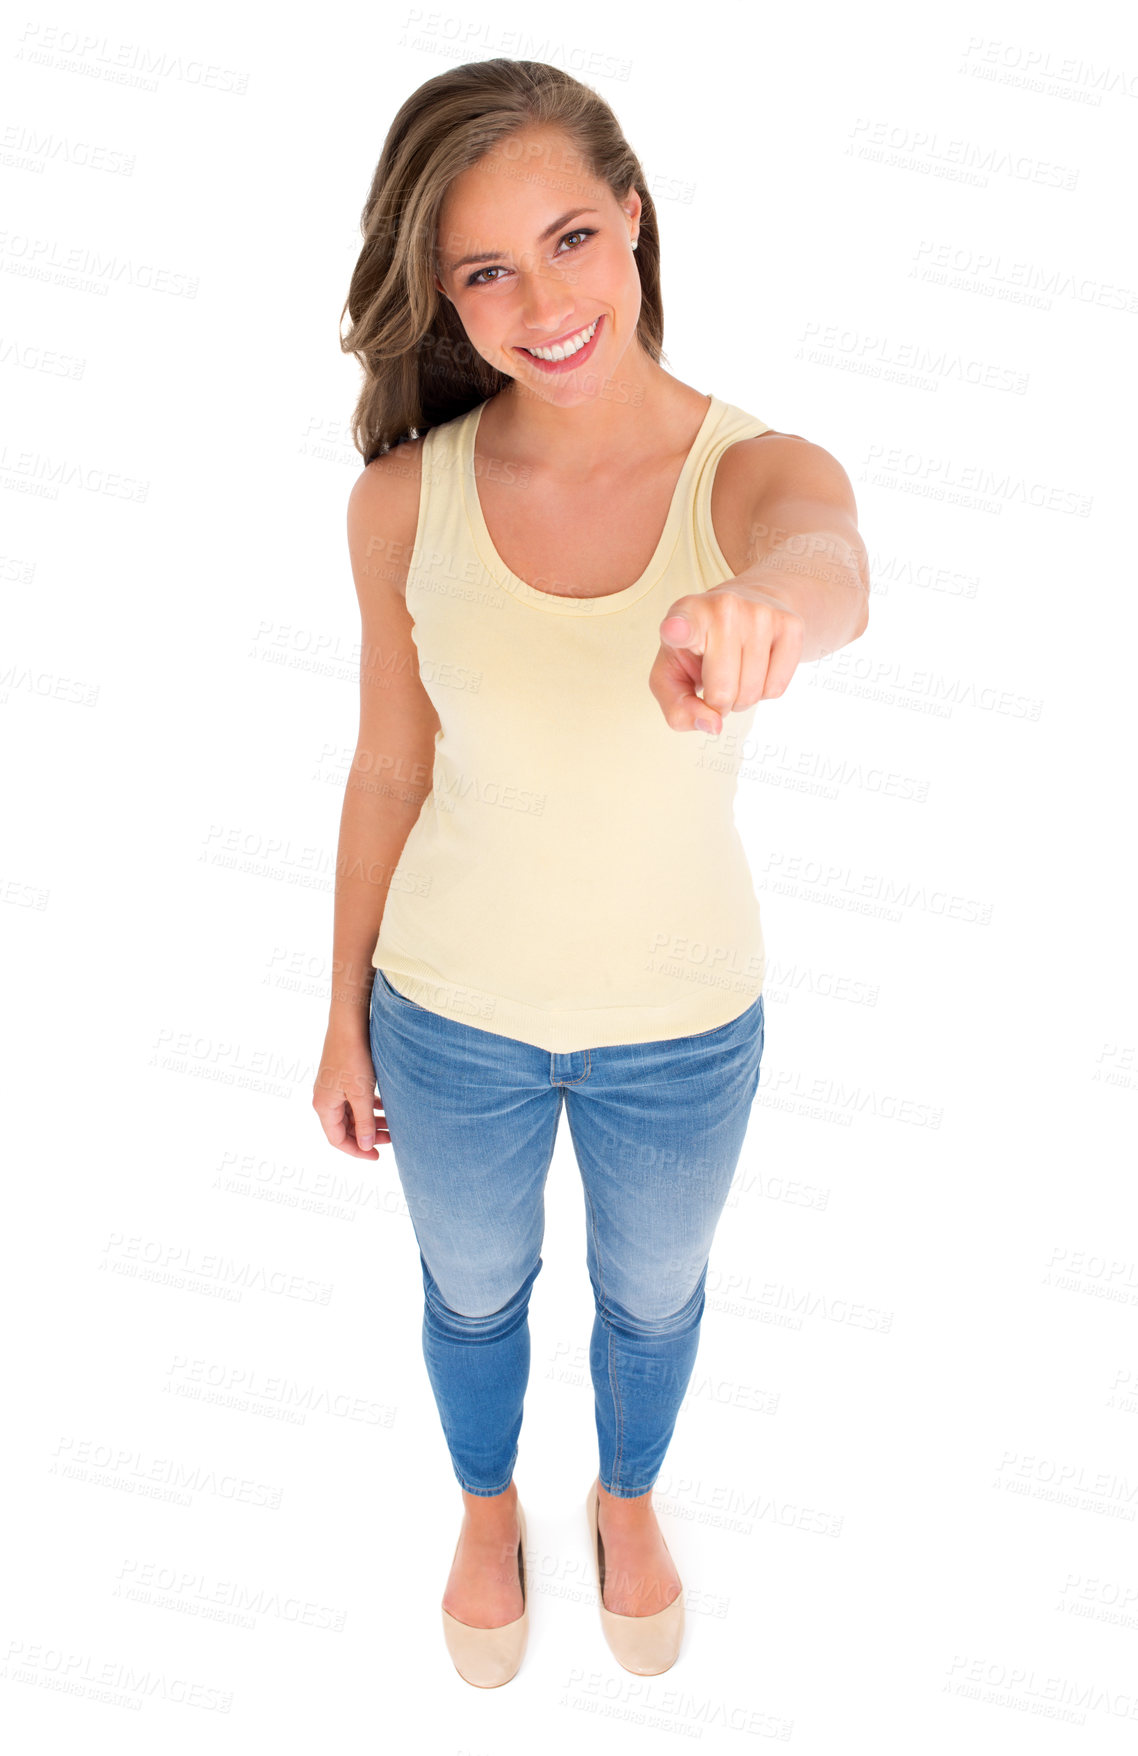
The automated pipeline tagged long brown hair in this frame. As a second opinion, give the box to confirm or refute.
[340,59,666,465]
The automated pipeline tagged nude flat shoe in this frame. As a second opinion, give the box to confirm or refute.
[586,1477,685,1675]
[441,1499,529,1688]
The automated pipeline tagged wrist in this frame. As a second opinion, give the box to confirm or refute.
[327,981,373,1032]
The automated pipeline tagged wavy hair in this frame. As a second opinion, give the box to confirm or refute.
[340,59,665,464]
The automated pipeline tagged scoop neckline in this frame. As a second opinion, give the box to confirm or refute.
[460,392,723,616]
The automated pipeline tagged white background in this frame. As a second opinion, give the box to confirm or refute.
[3,0,1137,1748]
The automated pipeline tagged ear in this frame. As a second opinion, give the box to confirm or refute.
[620,186,643,239]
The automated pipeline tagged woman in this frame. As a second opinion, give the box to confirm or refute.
[313,59,869,1688]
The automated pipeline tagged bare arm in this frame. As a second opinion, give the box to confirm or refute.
[725,433,870,662]
[329,444,440,1032]
[652,434,870,727]
[313,440,440,1155]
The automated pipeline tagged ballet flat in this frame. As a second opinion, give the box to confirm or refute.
[441,1498,528,1688]
[585,1476,685,1675]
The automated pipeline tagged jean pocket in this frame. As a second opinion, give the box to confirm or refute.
[374,967,429,1012]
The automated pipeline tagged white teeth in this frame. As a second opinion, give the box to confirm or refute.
[523,317,599,361]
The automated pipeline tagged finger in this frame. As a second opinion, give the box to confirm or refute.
[659,609,703,653]
[648,627,705,728]
[761,616,806,699]
[733,617,774,708]
[693,601,746,728]
[371,1092,391,1146]
[319,1094,383,1158]
[348,1096,382,1157]
[658,603,732,730]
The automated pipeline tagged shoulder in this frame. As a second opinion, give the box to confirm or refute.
[713,427,857,515]
[347,436,426,601]
[708,425,861,575]
[349,433,425,520]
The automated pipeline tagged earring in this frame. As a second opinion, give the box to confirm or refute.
[631,237,639,251]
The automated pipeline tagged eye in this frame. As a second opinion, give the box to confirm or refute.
[465,227,597,287]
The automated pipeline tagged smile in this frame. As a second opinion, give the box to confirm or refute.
[515,315,602,368]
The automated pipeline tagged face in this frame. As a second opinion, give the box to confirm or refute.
[433,124,643,404]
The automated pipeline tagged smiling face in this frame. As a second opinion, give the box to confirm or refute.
[433,124,644,404]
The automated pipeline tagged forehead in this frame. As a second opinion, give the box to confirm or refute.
[437,125,606,248]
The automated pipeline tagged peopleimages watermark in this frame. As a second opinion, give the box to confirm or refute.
[910,240,1138,315]
[3,1637,234,1712]
[0,228,198,298]
[761,852,993,926]
[809,649,1044,720]
[15,23,250,93]
[860,443,1091,516]
[958,36,1138,105]
[395,12,631,81]
[797,320,1028,394]
[845,117,1079,189]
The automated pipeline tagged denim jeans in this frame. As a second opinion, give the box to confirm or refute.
[368,968,765,1498]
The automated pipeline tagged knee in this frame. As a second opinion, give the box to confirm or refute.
[422,1250,542,1325]
[599,1265,707,1336]
[429,1286,518,1324]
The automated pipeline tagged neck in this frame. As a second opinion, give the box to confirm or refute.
[489,364,704,478]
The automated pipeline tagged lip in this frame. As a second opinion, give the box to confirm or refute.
[513,313,603,373]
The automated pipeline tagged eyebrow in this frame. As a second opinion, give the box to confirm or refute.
[444,208,601,272]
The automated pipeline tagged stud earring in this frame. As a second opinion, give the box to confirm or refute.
[631,237,639,251]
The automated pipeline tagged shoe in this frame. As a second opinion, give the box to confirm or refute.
[441,1497,528,1688]
[585,1476,685,1674]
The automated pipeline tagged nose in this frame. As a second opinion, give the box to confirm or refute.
[517,263,577,337]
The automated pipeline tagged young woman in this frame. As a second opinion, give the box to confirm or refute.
[313,59,868,1688]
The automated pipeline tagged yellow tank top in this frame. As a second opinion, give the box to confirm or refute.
[372,391,772,1052]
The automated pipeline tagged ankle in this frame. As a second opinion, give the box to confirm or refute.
[600,1475,653,1503]
[461,1482,518,1521]
[599,1505,656,1536]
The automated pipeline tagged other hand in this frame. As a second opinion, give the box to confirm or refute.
[313,1030,388,1158]
[648,583,805,733]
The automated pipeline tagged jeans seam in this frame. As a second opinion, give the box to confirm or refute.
[609,1326,624,1492]
[456,1461,516,1496]
[581,1175,624,1491]
[549,1048,592,1086]
[376,967,428,1012]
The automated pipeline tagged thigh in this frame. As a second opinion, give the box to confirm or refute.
[565,997,765,1318]
[368,970,562,1315]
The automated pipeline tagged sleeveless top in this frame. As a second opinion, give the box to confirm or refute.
[371,391,772,1053]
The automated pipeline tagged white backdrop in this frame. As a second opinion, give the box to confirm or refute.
[3,0,1137,1748]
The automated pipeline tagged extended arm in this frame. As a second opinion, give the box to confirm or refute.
[650,434,871,731]
[717,433,869,662]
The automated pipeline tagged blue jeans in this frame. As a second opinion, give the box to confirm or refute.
[368,969,765,1499]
